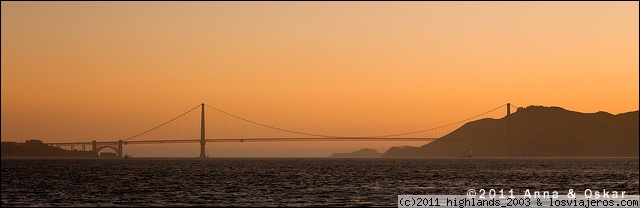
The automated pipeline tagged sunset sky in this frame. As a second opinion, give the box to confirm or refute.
[2,2,638,157]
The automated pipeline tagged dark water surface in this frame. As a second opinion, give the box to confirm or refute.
[2,158,638,207]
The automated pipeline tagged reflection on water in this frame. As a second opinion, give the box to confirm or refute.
[1,158,638,207]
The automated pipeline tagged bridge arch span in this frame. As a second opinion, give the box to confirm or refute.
[95,146,121,157]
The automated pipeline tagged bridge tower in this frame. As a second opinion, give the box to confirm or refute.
[200,103,206,158]
[507,103,512,143]
[507,103,514,157]
[118,140,123,157]
[92,140,97,154]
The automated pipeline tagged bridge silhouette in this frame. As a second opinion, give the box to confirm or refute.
[45,103,517,157]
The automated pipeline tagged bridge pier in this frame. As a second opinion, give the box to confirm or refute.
[118,140,123,157]
[92,140,97,154]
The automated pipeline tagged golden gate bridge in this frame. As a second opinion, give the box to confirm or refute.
[45,103,517,157]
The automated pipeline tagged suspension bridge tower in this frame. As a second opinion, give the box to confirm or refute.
[200,103,206,158]
[507,103,511,143]
[507,103,515,157]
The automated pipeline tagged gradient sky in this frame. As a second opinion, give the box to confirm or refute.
[2,2,638,157]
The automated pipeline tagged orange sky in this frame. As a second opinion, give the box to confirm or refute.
[2,2,638,157]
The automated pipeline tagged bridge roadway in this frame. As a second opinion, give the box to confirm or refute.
[46,137,437,146]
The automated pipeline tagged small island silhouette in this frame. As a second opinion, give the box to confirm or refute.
[329,148,382,158]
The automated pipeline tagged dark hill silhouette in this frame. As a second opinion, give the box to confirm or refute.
[1,139,98,157]
[329,148,383,158]
[384,105,639,157]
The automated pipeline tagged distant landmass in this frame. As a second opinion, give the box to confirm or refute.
[329,148,383,158]
[384,105,639,157]
[1,139,98,157]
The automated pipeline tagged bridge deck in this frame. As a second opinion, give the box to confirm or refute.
[46,137,437,146]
